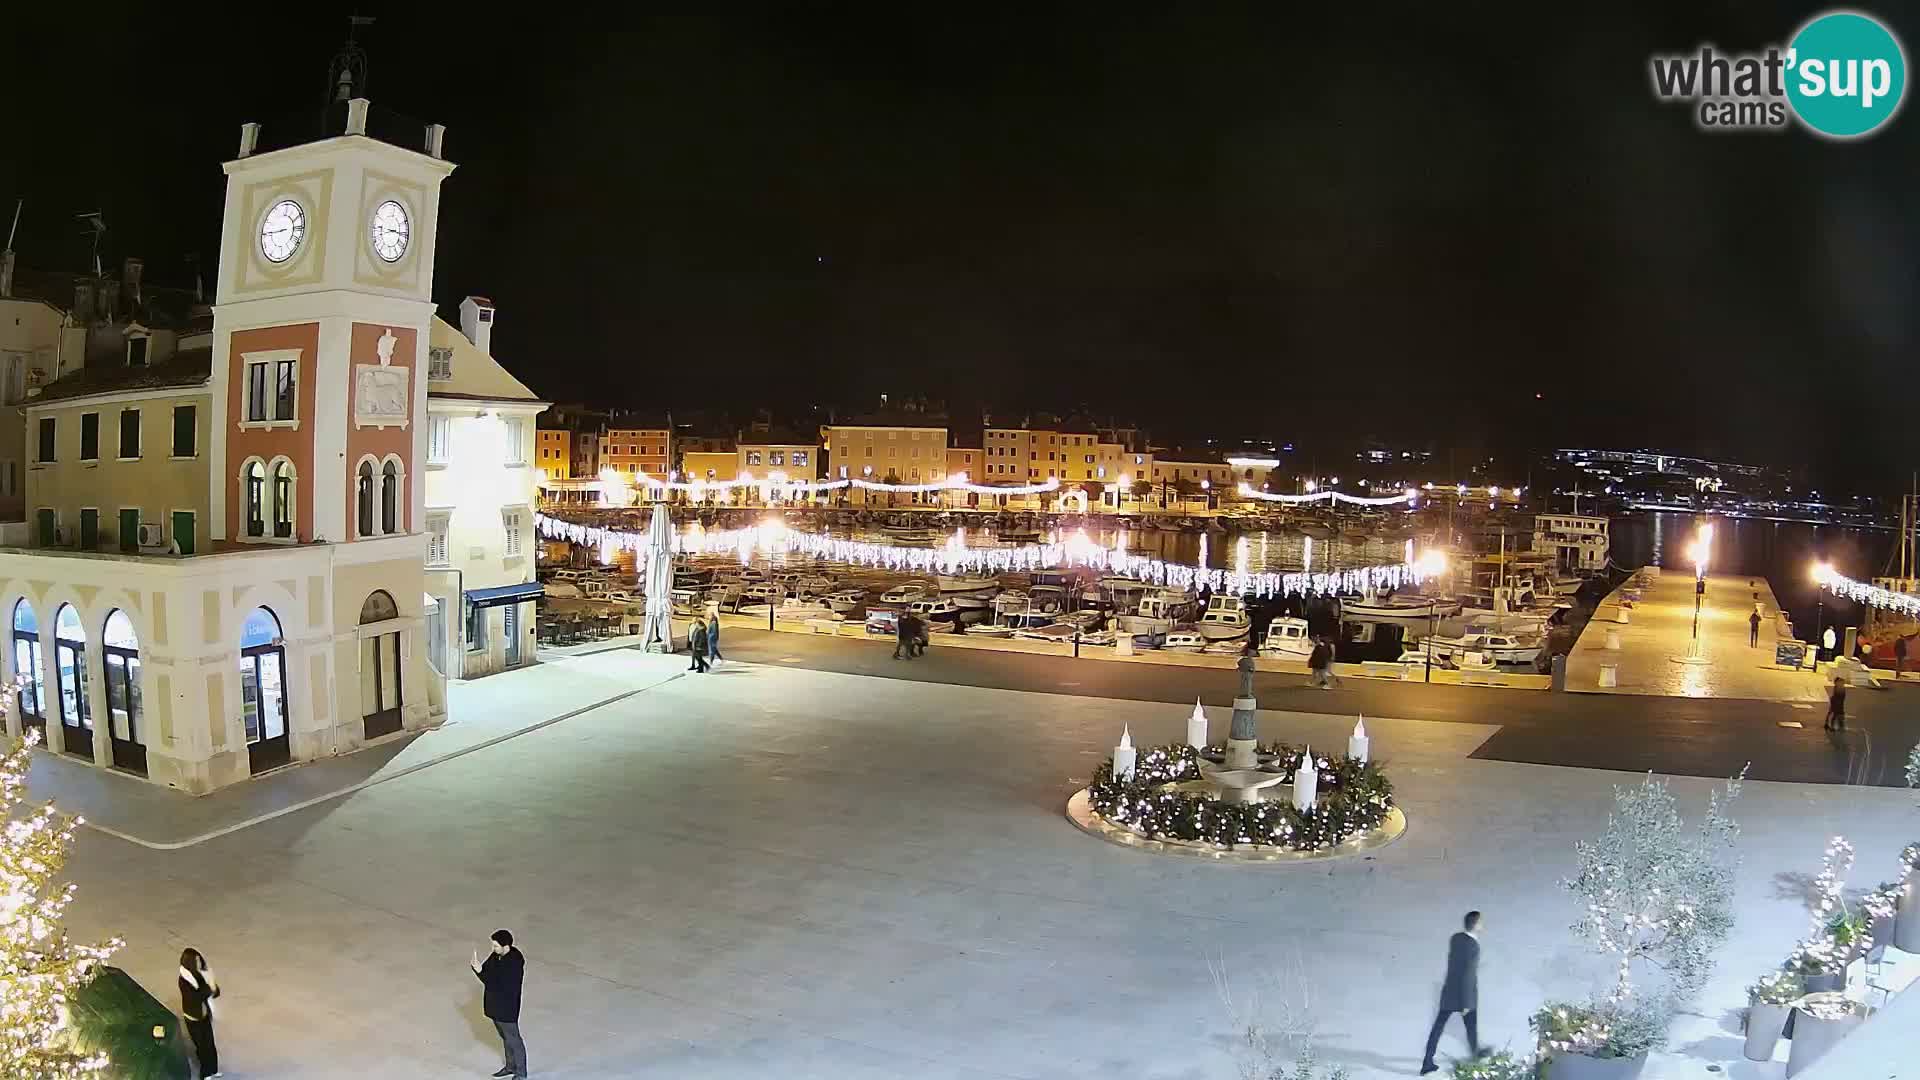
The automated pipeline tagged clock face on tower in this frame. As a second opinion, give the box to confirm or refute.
[258,199,307,264]
[369,199,411,263]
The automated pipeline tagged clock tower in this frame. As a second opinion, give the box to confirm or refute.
[209,97,455,546]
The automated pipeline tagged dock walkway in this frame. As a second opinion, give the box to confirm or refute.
[1567,569,1827,702]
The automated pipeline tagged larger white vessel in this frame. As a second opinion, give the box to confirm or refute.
[1197,595,1252,641]
[1533,513,1610,573]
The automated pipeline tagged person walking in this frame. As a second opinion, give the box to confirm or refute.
[1749,609,1762,647]
[1420,911,1484,1075]
[706,609,723,666]
[687,617,710,673]
[1825,675,1847,732]
[472,929,528,1079]
[1307,637,1332,690]
[894,612,914,660]
[1896,634,1909,680]
[177,947,222,1079]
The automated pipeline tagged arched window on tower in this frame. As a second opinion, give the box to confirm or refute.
[244,460,266,537]
[356,460,375,538]
[381,459,400,535]
[272,459,296,538]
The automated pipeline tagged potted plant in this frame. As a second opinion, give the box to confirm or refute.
[1743,970,1801,1061]
[1531,1000,1663,1080]
[1895,844,1920,954]
[1861,886,1898,964]
[1785,992,1868,1077]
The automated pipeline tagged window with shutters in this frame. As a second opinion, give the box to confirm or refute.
[503,417,526,464]
[501,508,524,556]
[118,409,141,459]
[428,415,451,464]
[427,513,451,566]
[428,346,454,381]
[79,413,99,461]
[172,405,197,457]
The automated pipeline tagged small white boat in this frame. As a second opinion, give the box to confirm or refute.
[1014,623,1079,642]
[964,623,1015,638]
[1197,595,1251,641]
[741,582,786,604]
[1259,616,1314,659]
[1416,631,1542,666]
[1340,591,1462,620]
[1159,631,1208,652]
[938,574,999,593]
[880,580,934,605]
[774,597,837,621]
[827,588,867,614]
[906,598,959,624]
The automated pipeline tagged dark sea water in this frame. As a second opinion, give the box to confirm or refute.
[1610,511,1898,644]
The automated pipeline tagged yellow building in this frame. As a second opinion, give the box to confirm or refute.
[535,426,570,480]
[823,418,947,505]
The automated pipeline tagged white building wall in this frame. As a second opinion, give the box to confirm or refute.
[423,400,541,678]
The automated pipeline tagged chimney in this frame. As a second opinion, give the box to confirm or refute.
[122,257,143,306]
[425,123,447,159]
[0,249,13,298]
[346,97,370,135]
[73,279,95,325]
[459,296,495,355]
[238,121,260,158]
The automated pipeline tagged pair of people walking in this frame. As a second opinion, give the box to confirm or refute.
[893,612,926,660]
[687,611,722,673]
[473,929,529,1079]
[1307,636,1336,689]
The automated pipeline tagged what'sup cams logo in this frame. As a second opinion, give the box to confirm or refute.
[1650,10,1907,138]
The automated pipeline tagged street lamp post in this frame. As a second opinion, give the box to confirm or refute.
[1810,560,1832,669]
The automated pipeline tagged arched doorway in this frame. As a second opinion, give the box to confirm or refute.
[53,604,91,759]
[359,590,403,739]
[102,610,146,776]
[12,600,44,738]
[239,607,290,774]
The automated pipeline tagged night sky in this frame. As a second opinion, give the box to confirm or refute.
[6,6,1917,487]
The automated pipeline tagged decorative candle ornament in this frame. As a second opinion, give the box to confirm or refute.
[1348,715,1369,764]
[1187,698,1209,749]
[1112,725,1137,782]
[1292,744,1319,812]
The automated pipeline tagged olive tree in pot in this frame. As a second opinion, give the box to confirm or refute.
[1742,971,1801,1062]
[1894,842,1920,954]
[1543,771,1745,1076]
[1785,992,1869,1077]
[1787,837,1864,996]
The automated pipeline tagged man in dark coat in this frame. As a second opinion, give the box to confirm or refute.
[472,929,528,1079]
[894,612,915,659]
[1307,638,1333,689]
[1420,911,1483,1074]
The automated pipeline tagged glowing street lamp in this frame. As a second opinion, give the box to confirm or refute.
[1811,559,1833,665]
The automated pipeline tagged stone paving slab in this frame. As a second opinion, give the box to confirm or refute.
[52,661,1920,1079]
[1567,571,1827,702]
[26,648,688,847]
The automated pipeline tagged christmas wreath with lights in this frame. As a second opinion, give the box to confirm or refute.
[1086,742,1394,851]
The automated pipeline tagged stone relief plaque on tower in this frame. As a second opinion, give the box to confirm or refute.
[354,327,409,429]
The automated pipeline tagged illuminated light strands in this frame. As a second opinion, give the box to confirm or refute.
[624,470,1064,498]
[1813,563,1920,617]
[1792,836,1859,976]
[1234,483,1415,507]
[532,513,1431,600]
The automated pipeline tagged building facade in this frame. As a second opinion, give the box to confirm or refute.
[535,426,570,480]
[0,96,453,792]
[823,420,948,505]
[423,298,545,679]
[599,420,672,481]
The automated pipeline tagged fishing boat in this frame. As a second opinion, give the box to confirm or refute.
[1197,595,1252,642]
[937,573,999,594]
[879,580,934,605]
[1340,591,1462,620]
[1115,588,1196,636]
[1414,630,1543,666]
[1159,630,1208,652]
[774,596,837,621]
[826,588,867,615]
[1259,616,1315,659]
[906,598,960,624]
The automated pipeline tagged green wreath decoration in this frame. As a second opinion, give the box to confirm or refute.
[1087,742,1394,851]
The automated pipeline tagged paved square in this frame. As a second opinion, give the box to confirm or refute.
[53,653,1920,1078]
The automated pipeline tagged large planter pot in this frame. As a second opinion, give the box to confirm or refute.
[1543,1050,1649,1080]
[1800,970,1845,994]
[1786,994,1868,1077]
[1744,1002,1790,1061]
[1896,882,1920,953]
[1867,913,1895,963]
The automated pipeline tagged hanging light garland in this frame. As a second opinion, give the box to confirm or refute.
[623,469,1063,497]
[1813,564,1920,617]
[533,513,1432,599]
[1235,483,1417,507]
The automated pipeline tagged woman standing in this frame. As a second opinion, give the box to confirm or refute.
[178,947,222,1078]
[1825,675,1847,732]
[706,608,723,665]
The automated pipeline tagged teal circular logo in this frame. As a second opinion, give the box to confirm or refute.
[1786,11,1907,138]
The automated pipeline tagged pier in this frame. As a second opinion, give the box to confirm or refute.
[1567,569,1828,703]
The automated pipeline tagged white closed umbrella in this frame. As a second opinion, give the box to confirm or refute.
[641,504,676,653]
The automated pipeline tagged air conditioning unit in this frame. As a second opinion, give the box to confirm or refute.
[136,522,166,549]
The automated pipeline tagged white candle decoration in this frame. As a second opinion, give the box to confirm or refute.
[1113,724,1137,782]
[1187,698,1209,749]
[1348,715,1369,765]
[1292,743,1318,812]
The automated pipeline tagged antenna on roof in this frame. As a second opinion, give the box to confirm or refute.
[5,199,20,252]
[328,15,375,103]
[74,211,106,276]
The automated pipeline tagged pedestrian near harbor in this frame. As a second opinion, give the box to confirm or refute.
[178,947,222,1078]
[1419,911,1484,1075]
[688,617,709,673]
[1896,634,1908,679]
[472,929,528,1079]
[894,612,914,659]
[706,609,723,665]
[1307,637,1333,690]
[1749,609,1762,647]
[1825,675,1847,731]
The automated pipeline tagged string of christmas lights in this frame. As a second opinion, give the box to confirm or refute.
[1812,564,1920,617]
[1234,484,1416,507]
[618,469,1063,497]
[533,513,1431,599]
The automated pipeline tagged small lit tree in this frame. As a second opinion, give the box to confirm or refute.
[1,727,122,1076]
[1564,770,1745,1005]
